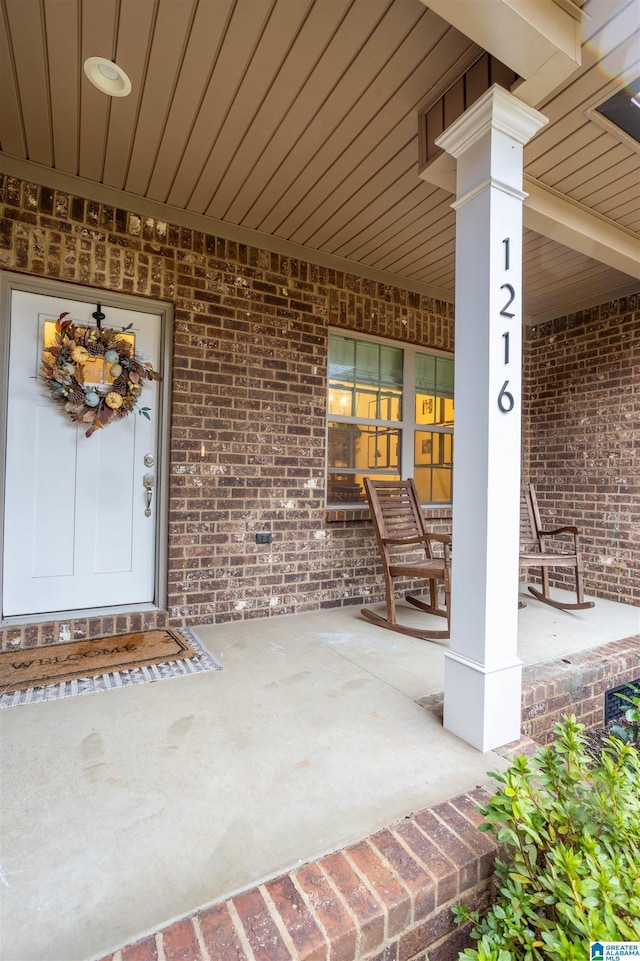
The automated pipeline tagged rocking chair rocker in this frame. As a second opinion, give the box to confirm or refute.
[519,483,594,611]
[361,477,451,640]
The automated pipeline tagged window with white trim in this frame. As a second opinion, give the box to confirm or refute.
[327,330,454,506]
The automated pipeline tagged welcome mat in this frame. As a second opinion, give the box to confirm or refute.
[0,626,221,708]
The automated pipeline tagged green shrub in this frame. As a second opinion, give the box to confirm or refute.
[453,715,640,961]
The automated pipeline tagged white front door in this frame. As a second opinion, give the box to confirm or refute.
[2,289,162,618]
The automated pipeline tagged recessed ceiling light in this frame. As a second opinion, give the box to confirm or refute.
[83,57,131,97]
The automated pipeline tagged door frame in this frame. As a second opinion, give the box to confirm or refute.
[0,271,173,624]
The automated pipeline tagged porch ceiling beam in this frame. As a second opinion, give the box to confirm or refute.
[420,153,640,283]
[523,176,640,282]
[423,0,582,106]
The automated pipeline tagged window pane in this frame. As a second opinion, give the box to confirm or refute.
[374,343,403,419]
[355,340,379,385]
[327,422,362,469]
[327,472,367,503]
[434,397,454,426]
[414,431,452,504]
[415,353,436,391]
[431,467,452,502]
[353,385,380,419]
[328,420,401,504]
[329,335,402,421]
[414,466,453,504]
[435,358,454,397]
[354,386,401,421]
[327,469,400,504]
[363,426,400,471]
[328,386,353,417]
[416,392,435,424]
[380,345,403,388]
[328,423,400,471]
[328,336,355,384]
[413,469,432,504]
[328,336,355,416]
[415,431,435,466]
[415,354,454,425]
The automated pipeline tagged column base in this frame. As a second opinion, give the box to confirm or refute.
[443,650,523,752]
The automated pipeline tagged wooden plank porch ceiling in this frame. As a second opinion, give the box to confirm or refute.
[1,0,638,322]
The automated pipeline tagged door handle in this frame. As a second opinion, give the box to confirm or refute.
[143,473,154,517]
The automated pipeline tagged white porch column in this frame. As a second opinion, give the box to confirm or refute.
[436,86,547,752]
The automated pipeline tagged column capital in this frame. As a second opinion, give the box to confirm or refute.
[436,84,547,159]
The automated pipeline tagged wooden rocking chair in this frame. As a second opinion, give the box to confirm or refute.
[361,477,451,640]
[519,483,594,611]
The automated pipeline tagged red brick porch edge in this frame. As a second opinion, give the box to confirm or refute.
[97,636,640,961]
[520,636,640,743]
[97,785,499,961]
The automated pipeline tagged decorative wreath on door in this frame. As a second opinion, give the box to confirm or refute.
[42,312,162,438]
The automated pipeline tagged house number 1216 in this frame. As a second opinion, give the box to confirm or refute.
[498,236,515,413]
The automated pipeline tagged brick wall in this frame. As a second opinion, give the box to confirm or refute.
[1,175,638,651]
[0,175,453,649]
[520,635,640,743]
[522,298,640,604]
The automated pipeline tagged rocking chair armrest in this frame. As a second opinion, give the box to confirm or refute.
[428,533,452,545]
[539,525,578,537]
[429,533,452,560]
[539,526,581,554]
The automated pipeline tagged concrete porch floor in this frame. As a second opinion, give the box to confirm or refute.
[1,589,638,961]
